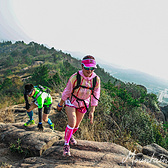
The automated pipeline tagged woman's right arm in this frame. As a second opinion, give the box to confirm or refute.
[57,99,64,111]
[57,73,76,111]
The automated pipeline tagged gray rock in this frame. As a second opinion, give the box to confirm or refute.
[0,122,165,168]
[0,94,168,168]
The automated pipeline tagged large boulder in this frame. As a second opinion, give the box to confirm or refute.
[0,122,167,168]
[142,143,168,163]
[0,122,64,156]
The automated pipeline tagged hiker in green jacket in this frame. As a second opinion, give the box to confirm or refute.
[24,83,54,131]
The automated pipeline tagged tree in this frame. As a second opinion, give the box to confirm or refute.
[52,72,61,85]
[30,65,50,86]
[1,78,13,95]
[6,56,14,67]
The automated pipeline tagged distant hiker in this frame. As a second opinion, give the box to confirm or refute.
[24,83,54,131]
[57,55,101,156]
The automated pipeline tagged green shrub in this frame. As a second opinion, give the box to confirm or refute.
[10,138,30,157]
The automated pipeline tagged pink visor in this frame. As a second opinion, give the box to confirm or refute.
[81,59,97,68]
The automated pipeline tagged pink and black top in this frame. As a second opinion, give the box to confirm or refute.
[62,70,100,109]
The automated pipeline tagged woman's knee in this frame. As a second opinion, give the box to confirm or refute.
[43,118,48,122]
[75,112,85,128]
[68,114,77,128]
[65,106,77,127]
[27,103,37,112]
[27,109,32,112]
[43,114,48,122]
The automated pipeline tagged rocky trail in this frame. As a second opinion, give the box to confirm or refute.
[0,93,168,168]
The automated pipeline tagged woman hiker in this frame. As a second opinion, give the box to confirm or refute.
[57,55,101,156]
[24,83,55,131]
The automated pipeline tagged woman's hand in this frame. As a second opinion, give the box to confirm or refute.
[57,99,64,112]
[89,112,94,124]
[89,106,95,124]
[57,103,63,111]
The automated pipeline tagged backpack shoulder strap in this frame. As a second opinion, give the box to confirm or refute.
[72,72,98,93]
[92,76,97,90]
[33,87,42,100]
[38,85,44,91]
[72,71,81,92]
[76,71,81,87]
[91,76,100,101]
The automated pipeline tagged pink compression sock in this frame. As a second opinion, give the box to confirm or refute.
[73,127,79,134]
[64,125,74,145]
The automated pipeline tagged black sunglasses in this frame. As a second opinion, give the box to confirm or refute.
[83,64,95,71]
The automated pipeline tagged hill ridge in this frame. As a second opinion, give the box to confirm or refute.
[0,41,168,167]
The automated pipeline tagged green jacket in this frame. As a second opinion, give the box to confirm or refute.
[32,87,52,108]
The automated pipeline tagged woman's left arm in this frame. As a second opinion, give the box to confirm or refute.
[91,76,101,106]
[89,106,96,124]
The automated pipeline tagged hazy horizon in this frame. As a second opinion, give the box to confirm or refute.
[0,0,168,81]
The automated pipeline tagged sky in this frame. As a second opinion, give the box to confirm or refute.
[0,0,168,81]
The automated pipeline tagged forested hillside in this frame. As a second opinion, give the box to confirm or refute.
[0,41,167,151]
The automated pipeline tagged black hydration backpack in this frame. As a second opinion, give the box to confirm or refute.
[33,85,51,100]
[71,71,99,112]
[37,85,51,94]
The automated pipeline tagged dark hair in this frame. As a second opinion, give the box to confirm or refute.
[25,83,34,93]
[82,55,95,60]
